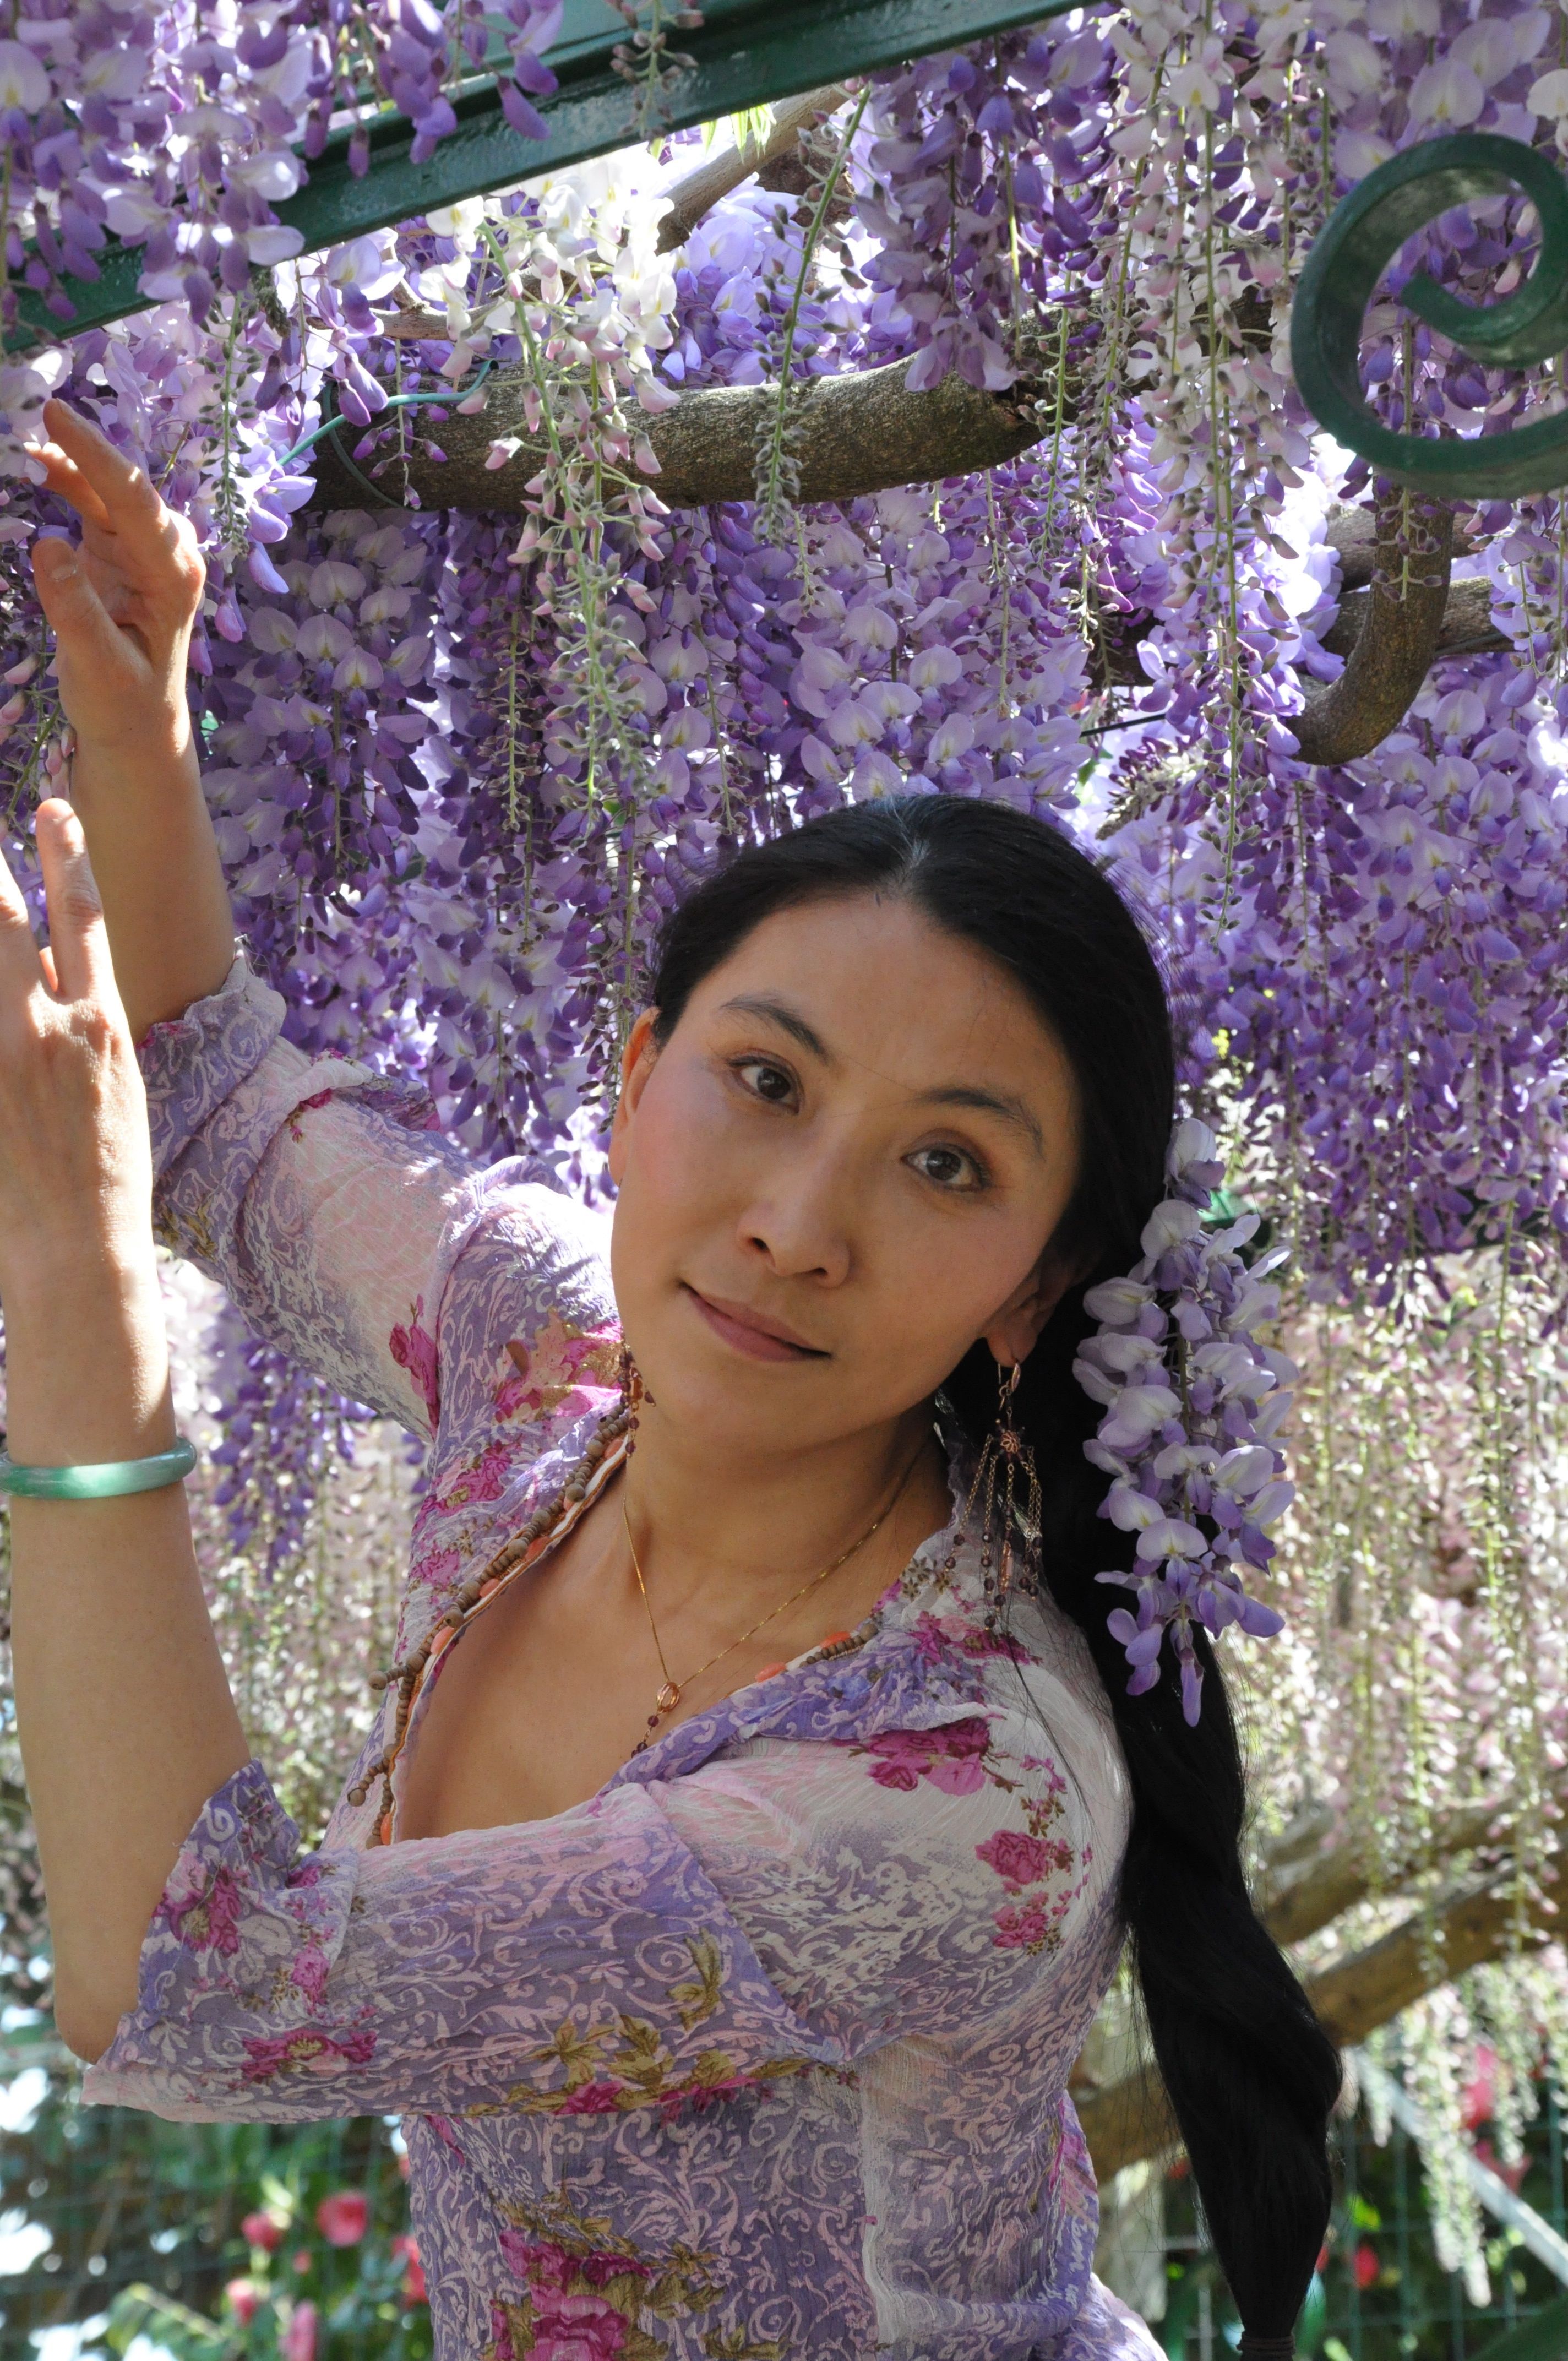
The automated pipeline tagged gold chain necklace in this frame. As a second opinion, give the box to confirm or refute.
[622,1446,926,1751]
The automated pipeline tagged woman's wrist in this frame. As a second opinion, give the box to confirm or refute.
[68,712,197,797]
[3,1245,173,1469]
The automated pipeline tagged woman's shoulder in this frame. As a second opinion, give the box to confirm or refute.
[881,1538,1131,1853]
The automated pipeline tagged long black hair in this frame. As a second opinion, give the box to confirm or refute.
[648,793,1340,2344]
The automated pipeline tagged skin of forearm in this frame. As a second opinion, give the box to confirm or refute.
[67,725,236,1040]
[6,1257,249,2061]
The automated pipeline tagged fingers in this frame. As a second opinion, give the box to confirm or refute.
[29,536,146,683]
[37,400,162,536]
[29,405,206,643]
[34,802,117,1010]
[25,440,113,534]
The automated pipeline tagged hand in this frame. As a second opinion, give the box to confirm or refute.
[26,400,205,760]
[0,801,154,1302]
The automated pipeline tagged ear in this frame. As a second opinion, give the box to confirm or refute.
[981,1247,1087,1370]
[606,1008,661,1185]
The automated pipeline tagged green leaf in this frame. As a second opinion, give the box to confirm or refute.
[1463,2295,1568,2361]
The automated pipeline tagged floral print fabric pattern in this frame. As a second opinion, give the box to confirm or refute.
[94,961,1162,2361]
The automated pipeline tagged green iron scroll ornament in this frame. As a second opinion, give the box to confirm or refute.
[1291,132,1568,499]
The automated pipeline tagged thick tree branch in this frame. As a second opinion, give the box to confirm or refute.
[1288,494,1456,766]
[306,353,1058,514]
[1079,1847,1566,2182]
[1259,1798,1506,1949]
[305,342,1501,766]
[654,85,851,252]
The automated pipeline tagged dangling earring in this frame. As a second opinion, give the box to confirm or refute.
[965,1361,1042,1614]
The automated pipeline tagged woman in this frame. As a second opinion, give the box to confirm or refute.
[1,402,1338,2361]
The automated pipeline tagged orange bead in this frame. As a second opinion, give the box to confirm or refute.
[817,1629,853,1646]
[753,1662,788,1682]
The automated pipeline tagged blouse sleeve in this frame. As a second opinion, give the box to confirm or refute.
[80,1705,1104,2126]
[140,958,617,1444]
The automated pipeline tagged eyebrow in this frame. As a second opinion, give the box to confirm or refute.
[922,1084,1044,1156]
[716,995,1047,1156]
[718,994,834,1062]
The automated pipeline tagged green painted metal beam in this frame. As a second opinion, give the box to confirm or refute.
[5,0,1082,355]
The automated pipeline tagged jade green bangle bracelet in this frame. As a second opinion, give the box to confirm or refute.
[0,1439,198,1500]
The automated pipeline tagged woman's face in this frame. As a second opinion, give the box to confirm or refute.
[607,891,1082,1459]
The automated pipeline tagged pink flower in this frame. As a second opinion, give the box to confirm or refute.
[577,2253,654,2289]
[976,1830,1073,1890]
[282,2300,318,2361]
[491,2302,518,2361]
[411,1540,464,1593]
[528,2289,629,2360]
[393,2233,427,2303]
[242,2211,283,2253]
[389,1296,440,1427]
[499,2231,572,2289]
[315,2190,369,2246]
[226,2280,260,2325]
[558,2080,623,2114]
[286,1088,335,1141]
[164,1865,243,1955]
[859,1717,992,1795]
[910,1612,1019,1663]
[429,1434,528,1515]
[240,2025,377,2082]
[494,1316,622,1422]
[992,1898,1060,1952]
[291,1946,331,2008]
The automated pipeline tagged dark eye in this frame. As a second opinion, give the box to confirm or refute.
[908,1144,984,1192]
[733,1058,797,1106]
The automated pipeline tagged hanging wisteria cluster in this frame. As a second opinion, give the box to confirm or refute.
[7,0,1568,2262]
[1076,1117,1293,1723]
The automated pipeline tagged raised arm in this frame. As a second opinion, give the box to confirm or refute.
[27,399,234,1039]
[25,406,609,1443]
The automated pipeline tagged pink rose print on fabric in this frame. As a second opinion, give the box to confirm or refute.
[494,1314,622,1424]
[856,1716,993,1796]
[557,2081,623,2115]
[974,1764,1086,1956]
[425,1432,533,1520]
[576,2254,655,2291]
[910,1611,1027,1666]
[409,1538,465,1596]
[389,1296,440,1428]
[161,1865,244,1957]
[655,2064,783,2123]
[285,1088,335,1144]
[975,1830,1074,1892]
[993,1896,1071,1952]
[240,2026,378,2083]
[290,1945,331,2008]
[527,2291,629,2360]
[500,2233,573,2289]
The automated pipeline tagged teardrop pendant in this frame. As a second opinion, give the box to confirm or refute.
[656,1681,680,1713]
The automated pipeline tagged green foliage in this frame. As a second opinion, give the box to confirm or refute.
[0,2055,427,2361]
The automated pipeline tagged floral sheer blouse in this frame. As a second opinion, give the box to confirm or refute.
[84,959,1160,2361]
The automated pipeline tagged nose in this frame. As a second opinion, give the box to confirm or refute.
[734,1135,853,1287]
